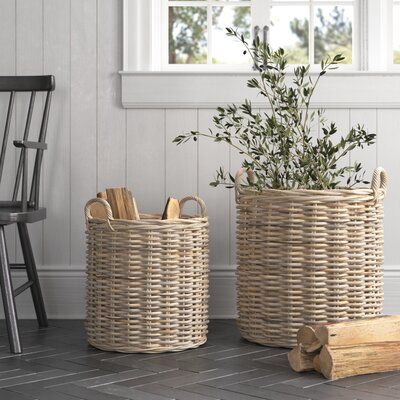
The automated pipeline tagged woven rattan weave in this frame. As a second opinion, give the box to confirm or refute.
[84,196,209,353]
[235,167,387,348]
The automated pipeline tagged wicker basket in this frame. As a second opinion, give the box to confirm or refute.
[84,195,209,353]
[235,167,387,348]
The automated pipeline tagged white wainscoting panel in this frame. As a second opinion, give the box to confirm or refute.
[70,0,98,268]
[0,0,399,319]
[377,110,400,268]
[0,0,17,265]
[350,109,378,180]
[97,0,126,190]
[43,0,71,268]
[165,109,198,214]
[127,109,166,213]
[198,109,230,268]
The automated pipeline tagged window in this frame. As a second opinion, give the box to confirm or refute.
[167,0,251,65]
[269,1,355,66]
[122,0,400,72]
[165,0,356,68]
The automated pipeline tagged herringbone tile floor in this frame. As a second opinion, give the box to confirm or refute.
[0,320,399,399]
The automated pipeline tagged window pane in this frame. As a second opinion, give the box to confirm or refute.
[168,6,207,64]
[212,6,251,64]
[314,5,353,64]
[270,6,309,64]
[394,3,400,63]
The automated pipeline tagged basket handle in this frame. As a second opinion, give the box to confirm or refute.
[179,196,207,217]
[371,167,388,199]
[85,198,114,222]
[234,168,255,198]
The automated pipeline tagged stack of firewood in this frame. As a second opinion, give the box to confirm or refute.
[90,187,181,220]
[288,316,400,380]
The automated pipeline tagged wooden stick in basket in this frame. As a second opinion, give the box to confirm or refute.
[123,189,140,220]
[162,197,180,220]
[106,188,140,220]
[87,191,108,219]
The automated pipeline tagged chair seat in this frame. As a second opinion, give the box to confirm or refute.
[0,203,46,224]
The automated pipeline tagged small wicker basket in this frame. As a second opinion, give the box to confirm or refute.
[84,195,209,353]
[235,167,387,348]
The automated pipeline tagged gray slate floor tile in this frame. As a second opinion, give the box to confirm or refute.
[118,368,194,388]
[138,383,218,400]
[50,383,129,400]
[226,382,309,400]
[0,388,35,400]
[94,383,173,400]
[159,368,238,388]
[203,368,277,388]
[0,368,72,389]
[181,382,274,400]
[75,369,155,388]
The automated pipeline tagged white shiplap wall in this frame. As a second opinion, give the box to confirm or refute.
[0,0,400,318]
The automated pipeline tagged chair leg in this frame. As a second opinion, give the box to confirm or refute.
[0,225,22,354]
[17,223,48,328]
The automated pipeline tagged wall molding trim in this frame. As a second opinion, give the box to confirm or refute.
[121,72,400,109]
[2,265,399,320]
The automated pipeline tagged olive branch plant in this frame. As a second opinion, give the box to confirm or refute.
[173,29,376,190]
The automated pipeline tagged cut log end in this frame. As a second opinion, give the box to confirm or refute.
[313,355,321,374]
[89,191,108,219]
[288,346,315,373]
[318,346,334,379]
[297,325,322,353]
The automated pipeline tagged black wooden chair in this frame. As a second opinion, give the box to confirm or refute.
[0,76,55,353]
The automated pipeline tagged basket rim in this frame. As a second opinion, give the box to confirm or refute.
[86,214,209,232]
[87,213,208,224]
[234,167,388,203]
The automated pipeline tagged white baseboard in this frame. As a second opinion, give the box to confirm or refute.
[1,266,399,319]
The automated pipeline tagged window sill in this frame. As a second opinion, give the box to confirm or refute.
[120,69,400,76]
[120,70,400,109]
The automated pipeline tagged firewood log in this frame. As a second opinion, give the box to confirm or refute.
[122,189,140,220]
[313,355,321,373]
[319,342,400,380]
[88,191,108,219]
[97,191,107,200]
[162,197,180,220]
[315,316,400,346]
[131,196,140,220]
[297,325,322,352]
[288,345,319,372]
[106,188,128,219]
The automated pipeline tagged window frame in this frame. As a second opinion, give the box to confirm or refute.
[161,0,255,70]
[122,0,397,73]
[273,0,360,69]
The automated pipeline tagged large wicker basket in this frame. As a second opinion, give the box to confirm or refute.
[235,167,387,348]
[84,196,209,353]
